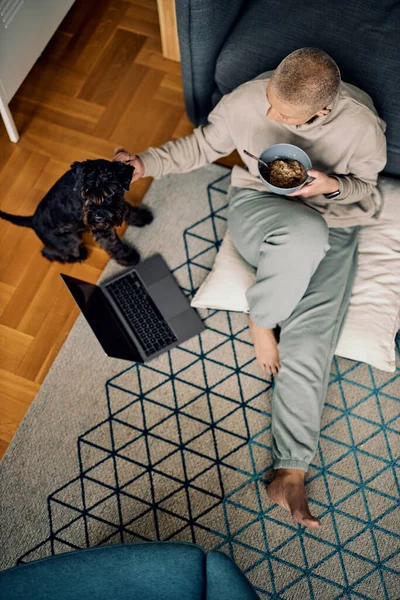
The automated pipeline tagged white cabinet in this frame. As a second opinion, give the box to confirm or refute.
[0,0,76,142]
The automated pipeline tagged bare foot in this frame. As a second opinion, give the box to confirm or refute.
[267,469,321,528]
[249,317,281,376]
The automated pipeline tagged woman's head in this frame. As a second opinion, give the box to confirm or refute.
[267,48,341,125]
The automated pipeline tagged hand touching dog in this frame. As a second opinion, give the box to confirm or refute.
[113,147,145,182]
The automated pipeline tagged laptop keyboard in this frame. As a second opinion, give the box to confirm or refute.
[106,272,177,356]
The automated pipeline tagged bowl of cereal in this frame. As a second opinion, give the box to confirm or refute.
[258,143,312,195]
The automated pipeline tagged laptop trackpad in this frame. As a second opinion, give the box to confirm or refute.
[149,277,189,319]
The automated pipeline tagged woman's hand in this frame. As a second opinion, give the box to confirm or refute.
[287,170,339,198]
[113,147,145,182]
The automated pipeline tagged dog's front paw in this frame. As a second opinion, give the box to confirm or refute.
[133,207,153,227]
[116,248,141,266]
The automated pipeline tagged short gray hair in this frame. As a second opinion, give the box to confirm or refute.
[272,48,341,113]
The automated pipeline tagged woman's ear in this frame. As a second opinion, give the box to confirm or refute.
[113,161,134,191]
[316,108,331,117]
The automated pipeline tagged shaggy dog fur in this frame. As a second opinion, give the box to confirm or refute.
[0,159,153,265]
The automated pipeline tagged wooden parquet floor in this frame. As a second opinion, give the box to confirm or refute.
[0,0,241,459]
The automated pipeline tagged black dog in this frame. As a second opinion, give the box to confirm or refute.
[0,159,153,265]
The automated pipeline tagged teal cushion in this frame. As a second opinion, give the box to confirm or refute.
[0,543,206,600]
[206,551,259,600]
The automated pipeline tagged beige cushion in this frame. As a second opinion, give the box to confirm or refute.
[191,176,400,372]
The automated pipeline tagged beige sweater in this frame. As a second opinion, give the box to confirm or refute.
[138,72,387,227]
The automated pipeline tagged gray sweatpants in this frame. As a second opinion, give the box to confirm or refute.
[228,187,359,472]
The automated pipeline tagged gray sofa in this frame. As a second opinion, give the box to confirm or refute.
[175,0,400,177]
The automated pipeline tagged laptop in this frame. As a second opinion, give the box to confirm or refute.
[61,254,205,363]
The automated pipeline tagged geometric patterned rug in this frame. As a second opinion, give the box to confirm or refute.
[0,165,399,599]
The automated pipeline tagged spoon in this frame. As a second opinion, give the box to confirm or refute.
[243,149,270,172]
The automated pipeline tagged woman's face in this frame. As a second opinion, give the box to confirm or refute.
[266,81,328,126]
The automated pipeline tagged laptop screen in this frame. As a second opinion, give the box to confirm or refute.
[61,274,142,362]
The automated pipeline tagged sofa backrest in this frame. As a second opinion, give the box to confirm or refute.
[177,0,400,177]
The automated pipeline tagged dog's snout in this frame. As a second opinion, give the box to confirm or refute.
[94,209,109,222]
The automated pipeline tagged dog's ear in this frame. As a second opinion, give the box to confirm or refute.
[70,161,86,192]
[113,161,134,191]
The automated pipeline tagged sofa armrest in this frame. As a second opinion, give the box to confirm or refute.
[175,0,245,126]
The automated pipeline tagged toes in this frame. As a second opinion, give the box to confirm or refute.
[303,518,321,529]
[270,363,280,377]
[292,510,321,528]
[261,363,280,377]
[255,356,268,372]
[256,357,280,377]
[298,515,321,529]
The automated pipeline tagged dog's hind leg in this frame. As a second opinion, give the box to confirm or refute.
[41,245,88,263]
[93,229,140,266]
[124,203,153,227]
[40,231,88,263]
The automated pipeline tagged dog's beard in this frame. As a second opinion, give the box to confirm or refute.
[82,194,125,230]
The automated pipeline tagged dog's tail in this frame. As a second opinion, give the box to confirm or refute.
[0,210,33,228]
